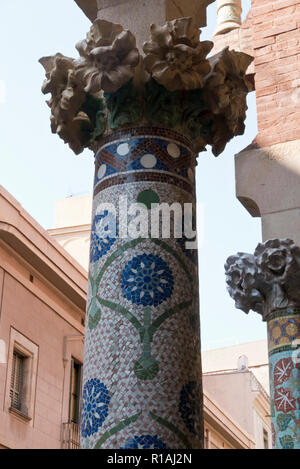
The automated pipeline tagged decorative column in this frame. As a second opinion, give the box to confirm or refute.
[40,17,252,449]
[215,0,242,36]
[225,239,300,449]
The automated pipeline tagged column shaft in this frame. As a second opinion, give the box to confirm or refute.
[267,309,300,449]
[81,127,203,449]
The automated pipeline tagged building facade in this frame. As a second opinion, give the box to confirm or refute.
[0,186,87,449]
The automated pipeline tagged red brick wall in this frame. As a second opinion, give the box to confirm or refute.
[212,0,300,148]
[252,0,300,147]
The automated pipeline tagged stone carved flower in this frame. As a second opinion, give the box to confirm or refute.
[204,47,253,155]
[143,17,213,91]
[75,19,140,94]
[255,238,300,284]
[225,253,264,314]
[40,53,92,154]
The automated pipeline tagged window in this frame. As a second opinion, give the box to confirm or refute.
[5,328,38,424]
[10,350,25,412]
[204,429,210,449]
[69,359,82,424]
[263,429,269,449]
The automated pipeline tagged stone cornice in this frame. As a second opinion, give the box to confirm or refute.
[225,238,300,321]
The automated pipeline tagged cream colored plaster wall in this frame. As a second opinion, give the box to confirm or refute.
[0,248,84,449]
[202,340,269,393]
[203,372,255,436]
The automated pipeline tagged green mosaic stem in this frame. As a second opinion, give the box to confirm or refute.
[97,297,143,333]
[149,301,193,338]
[134,308,159,381]
[93,412,142,449]
[149,411,192,449]
[95,238,145,286]
[150,238,196,294]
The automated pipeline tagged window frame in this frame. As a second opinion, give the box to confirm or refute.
[5,328,38,425]
[68,357,83,425]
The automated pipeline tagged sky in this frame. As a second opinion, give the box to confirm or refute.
[0,0,266,350]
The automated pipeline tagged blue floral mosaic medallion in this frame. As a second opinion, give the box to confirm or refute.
[90,210,118,262]
[179,381,202,436]
[120,435,167,449]
[81,379,111,438]
[121,254,174,307]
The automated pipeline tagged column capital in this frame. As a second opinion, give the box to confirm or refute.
[40,18,253,156]
[225,238,300,321]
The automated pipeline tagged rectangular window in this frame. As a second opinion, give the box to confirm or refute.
[263,429,269,449]
[69,359,83,424]
[5,329,38,424]
[10,350,25,412]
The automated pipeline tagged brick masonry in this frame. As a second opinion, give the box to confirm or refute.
[212,0,300,148]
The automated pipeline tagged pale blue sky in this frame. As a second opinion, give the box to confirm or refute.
[0,0,266,349]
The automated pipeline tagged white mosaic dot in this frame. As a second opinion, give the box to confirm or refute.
[167,143,180,159]
[117,143,130,156]
[140,154,157,169]
[98,164,107,179]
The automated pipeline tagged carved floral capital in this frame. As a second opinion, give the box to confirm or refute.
[40,18,253,156]
[143,17,213,92]
[225,239,300,321]
[75,19,140,94]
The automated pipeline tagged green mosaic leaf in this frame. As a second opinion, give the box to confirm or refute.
[134,356,159,381]
[96,238,145,286]
[149,411,192,449]
[137,190,160,210]
[80,93,106,144]
[94,412,142,449]
[91,109,106,141]
[149,300,192,338]
[182,89,213,141]
[97,297,142,332]
[105,79,142,129]
[88,308,101,330]
[277,414,293,432]
[279,434,294,449]
[145,79,181,128]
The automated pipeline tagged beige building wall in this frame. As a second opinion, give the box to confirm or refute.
[0,186,87,449]
[49,196,92,272]
[202,340,269,393]
[203,371,271,449]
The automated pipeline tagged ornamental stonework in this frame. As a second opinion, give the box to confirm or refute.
[40,17,253,156]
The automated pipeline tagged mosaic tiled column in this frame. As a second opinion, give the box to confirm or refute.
[81,127,202,449]
[225,239,300,449]
[40,16,252,450]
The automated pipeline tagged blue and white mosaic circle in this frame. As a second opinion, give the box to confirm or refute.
[90,210,118,262]
[81,379,111,438]
[121,254,174,307]
[179,381,202,436]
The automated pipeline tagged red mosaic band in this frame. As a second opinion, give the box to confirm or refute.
[93,171,195,197]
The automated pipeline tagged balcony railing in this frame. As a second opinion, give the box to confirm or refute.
[62,422,80,449]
